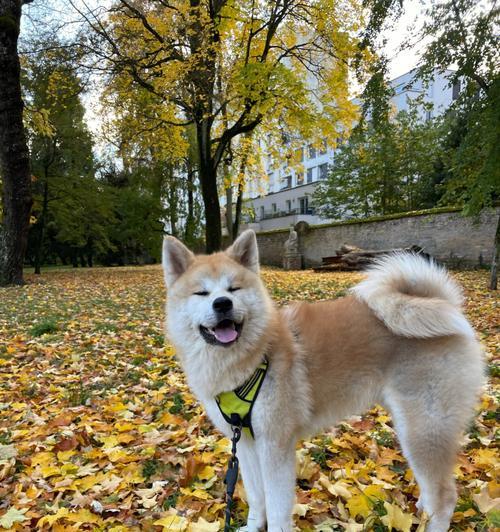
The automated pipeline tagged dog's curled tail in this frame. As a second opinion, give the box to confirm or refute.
[353,253,475,339]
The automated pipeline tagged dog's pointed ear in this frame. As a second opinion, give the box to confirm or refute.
[162,236,195,287]
[227,230,259,273]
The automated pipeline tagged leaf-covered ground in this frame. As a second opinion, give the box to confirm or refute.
[0,266,498,531]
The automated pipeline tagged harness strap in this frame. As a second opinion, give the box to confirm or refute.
[215,358,268,438]
[224,424,241,532]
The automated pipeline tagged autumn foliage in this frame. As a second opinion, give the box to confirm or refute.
[0,267,498,530]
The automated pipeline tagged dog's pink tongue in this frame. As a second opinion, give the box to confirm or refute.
[214,324,238,343]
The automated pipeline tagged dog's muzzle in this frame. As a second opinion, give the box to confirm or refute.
[199,318,243,347]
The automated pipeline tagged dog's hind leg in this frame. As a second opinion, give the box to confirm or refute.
[384,378,478,532]
[385,395,459,531]
[238,438,266,531]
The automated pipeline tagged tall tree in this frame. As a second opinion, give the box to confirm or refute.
[416,0,499,288]
[23,37,112,272]
[417,0,498,96]
[100,77,202,251]
[0,0,33,285]
[77,0,362,252]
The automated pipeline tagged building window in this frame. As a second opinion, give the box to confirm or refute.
[260,206,265,219]
[286,200,292,212]
[296,171,304,185]
[299,196,309,215]
[452,80,461,100]
[426,110,432,121]
[319,139,327,155]
[272,203,277,213]
[281,175,292,189]
[307,167,314,183]
[308,144,316,159]
[319,163,328,179]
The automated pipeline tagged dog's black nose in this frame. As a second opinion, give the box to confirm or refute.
[213,297,233,313]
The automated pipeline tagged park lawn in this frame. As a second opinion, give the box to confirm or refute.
[0,266,498,531]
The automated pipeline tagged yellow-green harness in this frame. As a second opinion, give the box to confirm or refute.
[215,358,268,438]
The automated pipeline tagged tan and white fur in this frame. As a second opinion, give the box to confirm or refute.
[162,230,484,532]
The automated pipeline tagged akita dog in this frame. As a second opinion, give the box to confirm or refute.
[162,230,484,532]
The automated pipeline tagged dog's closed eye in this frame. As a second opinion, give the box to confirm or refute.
[228,287,241,292]
[193,290,209,296]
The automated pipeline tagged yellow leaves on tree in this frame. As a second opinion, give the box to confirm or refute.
[91,0,372,250]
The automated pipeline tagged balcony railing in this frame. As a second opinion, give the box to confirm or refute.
[259,207,315,220]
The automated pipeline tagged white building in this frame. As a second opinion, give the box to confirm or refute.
[244,69,460,232]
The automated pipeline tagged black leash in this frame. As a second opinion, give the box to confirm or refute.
[224,420,242,532]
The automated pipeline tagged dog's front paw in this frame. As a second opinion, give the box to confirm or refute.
[243,511,266,532]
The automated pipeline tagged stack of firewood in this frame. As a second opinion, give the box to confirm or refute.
[314,244,428,271]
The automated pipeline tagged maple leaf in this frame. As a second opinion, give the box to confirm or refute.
[0,444,17,460]
[380,501,413,532]
[0,507,28,528]
[346,493,372,519]
[188,517,221,532]
[473,484,500,513]
[346,485,385,518]
[296,448,320,481]
[66,508,103,524]
[293,503,311,517]
[37,507,70,527]
[197,465,216,481]
[154,513,188,531]
[317,474,353,499]
[473,448,498,468]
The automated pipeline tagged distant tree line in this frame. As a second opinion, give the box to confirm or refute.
[22,36,204,271]
[316,0,499,220]
[315,73,499,219]
[314,0,499,288]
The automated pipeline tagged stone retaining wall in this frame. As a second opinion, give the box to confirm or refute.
[256,207,499,268]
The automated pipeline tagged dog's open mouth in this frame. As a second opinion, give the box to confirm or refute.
[199,319,243,347]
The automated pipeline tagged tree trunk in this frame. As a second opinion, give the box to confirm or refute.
[0,0,33,286]
[196,122,221,253]
[188,0,221,253]
[490,215,499,290]
[79,252,87,267]
[162,164,178,238]
[86,236,93,268]
[225,182,233,242]
[232,179,244,239]
[231,132,252,239]
[184,161,196,245]
[169,185,178,238]
[34,178,49,275]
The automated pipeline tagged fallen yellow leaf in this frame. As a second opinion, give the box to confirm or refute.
[380,501,413,532]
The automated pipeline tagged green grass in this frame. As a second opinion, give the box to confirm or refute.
[168,393,185,414]
[29,318,59,336]
[24,265,77,274]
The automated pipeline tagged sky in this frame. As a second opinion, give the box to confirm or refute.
[382,1,427,79]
